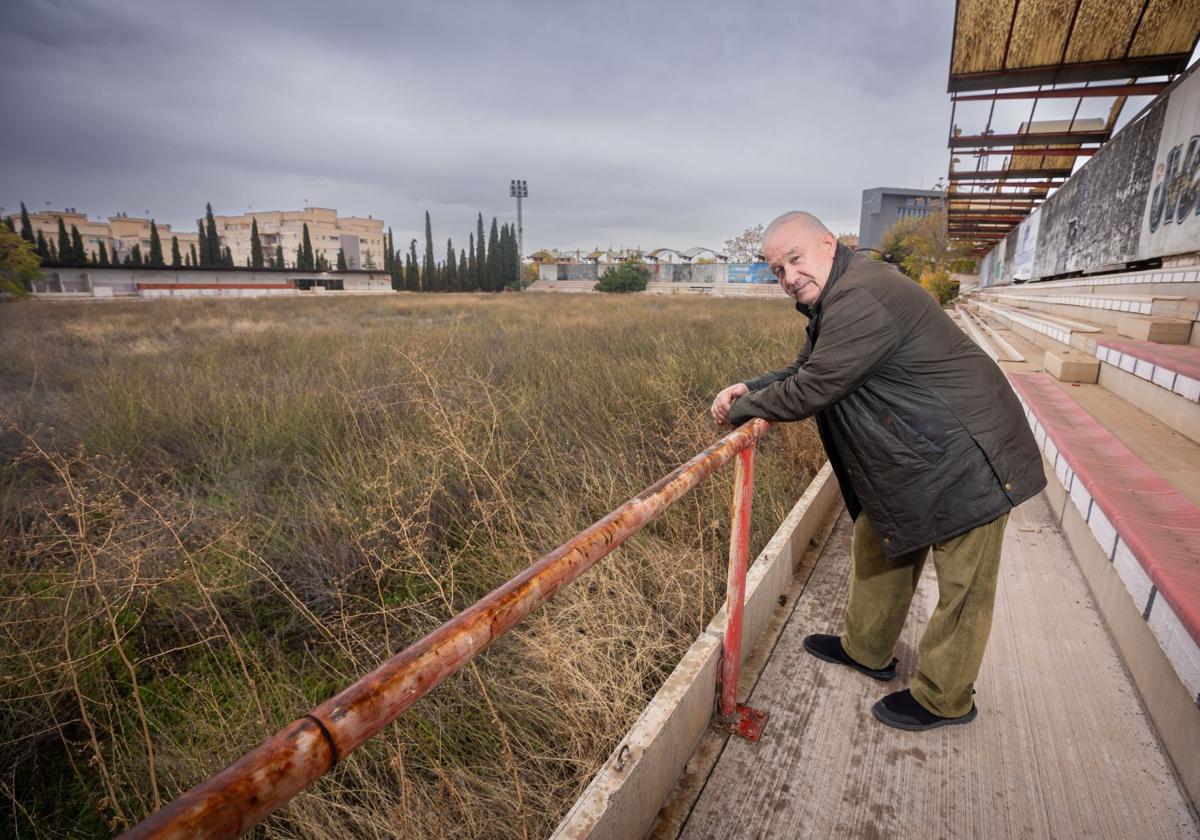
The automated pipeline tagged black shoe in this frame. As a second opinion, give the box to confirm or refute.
[802,634,897,682]
[872,689,977,731]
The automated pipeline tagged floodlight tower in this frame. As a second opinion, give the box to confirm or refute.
[509,179,527,288]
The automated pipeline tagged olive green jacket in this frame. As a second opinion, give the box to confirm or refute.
[729,245,1044,556]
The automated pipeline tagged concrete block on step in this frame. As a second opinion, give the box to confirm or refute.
[1116,315,1192,344]
[1043,349,1099,383]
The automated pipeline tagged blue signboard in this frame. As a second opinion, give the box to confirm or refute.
[727,263,777,284]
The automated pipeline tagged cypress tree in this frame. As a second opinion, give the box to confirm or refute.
[475,213,486,291]
[460,248,468,290]
[56,218,71,265]
[19,203,34,243]
[98,240,109,266]
[486,217,501,292]
[185,250,193,267]
[131,243,143,265]
[337,248,347,270]
[408,239,420,291]
[301,223,314,270]
[171,236,181,267]
[250,218,264,268]
[3,216,13,233]
[295,246,303,269]
[36,230,50,261]
[148,220,164,266]
[274,244,284,268]
[465,233,476,291]
[446,237,457,291]
[422,211,435,292]
[48,241,58,262]
[70,225,86,265]
[190,243,199,267]
[203,203,220,266]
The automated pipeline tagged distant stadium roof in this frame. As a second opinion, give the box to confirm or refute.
[945,0,1200,254]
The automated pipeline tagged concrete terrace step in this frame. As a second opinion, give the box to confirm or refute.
[980,288,1199,321]
[973,299,1096,345]
[1009,372,1200,703]
[954,304,1025,362]
[971,301,1200,445]
[1000,264,1200,292]
[1093,338,1200,404]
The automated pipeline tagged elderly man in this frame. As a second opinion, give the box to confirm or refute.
[711,211,1044,731]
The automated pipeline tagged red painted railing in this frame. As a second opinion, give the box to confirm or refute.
[120,418,772,839]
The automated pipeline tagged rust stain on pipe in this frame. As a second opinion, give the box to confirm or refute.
[120,418,770,840]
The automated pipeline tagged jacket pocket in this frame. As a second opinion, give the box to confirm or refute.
[878,406,946,465]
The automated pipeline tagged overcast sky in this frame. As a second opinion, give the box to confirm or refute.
[4,0,1184,254]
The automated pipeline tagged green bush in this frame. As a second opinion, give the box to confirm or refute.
[594,261,649,293]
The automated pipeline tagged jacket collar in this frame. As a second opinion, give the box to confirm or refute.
[795,242,854,318]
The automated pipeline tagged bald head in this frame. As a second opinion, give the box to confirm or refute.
[762,211,831,250]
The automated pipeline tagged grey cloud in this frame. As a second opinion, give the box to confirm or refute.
[1,0,955,251]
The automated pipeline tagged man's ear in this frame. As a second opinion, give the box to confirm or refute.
[822,232,837,254]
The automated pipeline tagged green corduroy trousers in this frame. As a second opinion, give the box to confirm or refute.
[840,510,1009,718]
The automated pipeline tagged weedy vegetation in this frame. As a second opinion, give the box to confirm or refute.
[0,293,823,838]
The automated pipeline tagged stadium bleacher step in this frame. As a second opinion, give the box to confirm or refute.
[977,269,1200,348]
[951,306,1200,803]
[1116,314,1194,345]
[970,300,1200,444]
[1043,348,1098,383]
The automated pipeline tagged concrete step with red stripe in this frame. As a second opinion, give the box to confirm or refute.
[1009,371,1200,705]
[1092,337,1200,403]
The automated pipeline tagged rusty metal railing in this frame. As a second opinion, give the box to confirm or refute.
[120,418,772,839]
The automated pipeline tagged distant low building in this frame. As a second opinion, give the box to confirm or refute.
[858,187,945,251]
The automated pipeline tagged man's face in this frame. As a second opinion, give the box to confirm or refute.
[763,224,837,306]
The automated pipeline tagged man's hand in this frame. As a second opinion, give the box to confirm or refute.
[710,382,749,425]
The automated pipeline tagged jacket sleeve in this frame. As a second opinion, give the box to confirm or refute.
[729,287,900,424]
[742,339,812,391]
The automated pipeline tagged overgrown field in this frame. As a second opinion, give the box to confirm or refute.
[0,293,824,838]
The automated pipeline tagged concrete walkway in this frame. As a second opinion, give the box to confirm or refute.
[674,497,1199,839]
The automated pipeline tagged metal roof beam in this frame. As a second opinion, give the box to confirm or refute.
[951,81,1169,101]
[947,53,1191,92]
[950,130,1109,148]
[948,168,1072,181]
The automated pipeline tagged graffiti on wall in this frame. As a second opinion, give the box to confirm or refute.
[976,65,1200,285]
[1010,208,1041,281]
[1140,66,1200,257]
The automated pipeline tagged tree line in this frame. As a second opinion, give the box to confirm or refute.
[6,201,526,292]
[383,210,522,293]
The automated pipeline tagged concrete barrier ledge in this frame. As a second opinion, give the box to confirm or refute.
[551,462,840,840]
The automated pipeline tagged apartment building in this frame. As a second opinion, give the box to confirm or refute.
[7,206,386,268]
[9,209,200,263]
[213,207,386,269]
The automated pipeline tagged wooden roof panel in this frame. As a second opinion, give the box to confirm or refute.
[951,0,1017,75]
[1064,0,1146,63]
[1129,0,1200,56]
[1006,0,1077,70]
[951,0,1200,84]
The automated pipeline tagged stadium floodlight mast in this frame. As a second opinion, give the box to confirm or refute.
[509,179,527,288]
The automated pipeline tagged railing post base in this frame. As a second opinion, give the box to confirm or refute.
[713,703,769,742]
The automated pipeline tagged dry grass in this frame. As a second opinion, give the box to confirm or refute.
[0,293,824,838]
